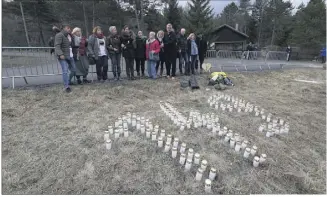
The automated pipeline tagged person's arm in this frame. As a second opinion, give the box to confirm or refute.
[54,33,64,58]
[153,41,161,54]
[87,35,95,57]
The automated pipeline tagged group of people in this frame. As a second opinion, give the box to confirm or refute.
[53,23,208,92]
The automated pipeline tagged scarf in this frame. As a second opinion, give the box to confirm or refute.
[146,38,156,45]
[95,33,104,39]
[78,36,87,56]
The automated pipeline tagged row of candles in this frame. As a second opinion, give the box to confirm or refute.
[103,111,214,192]
[208,93,290,137]
[160,102,267,168]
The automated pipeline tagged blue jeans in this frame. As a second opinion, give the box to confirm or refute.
[179,51,189,74]
[147,60,157,79]
[59,57,76,88]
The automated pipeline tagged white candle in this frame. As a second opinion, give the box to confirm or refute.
[179,153,186,165]
[203,119,207,126]
[201,159,208,170]
[262,115,266,120]
[253,156,260,167]
[104,130,110,141]
[194,121,198,128]
[180,143,186,153]
[140,117,145,125]
[124,128,129,137]
[259,154,267,163]
[173,137,179,147]
[224,135,230,143]
[160,129,165,137]
[140,125,145,134]
[194,153,200,165]
[241,140,248,149]
[230,138,235,148]
[266,131,271,137]
[152,132,157,141]
[243,148,251,158]
[172,147,178,158]
[209,168,217,181]
[166,134,172,144]
[238,108,241,113]
[205,179,212,193]
[158,137,163,147]
[164,143,171,152]
[235,141,241,152]
[255,111,259,116]
[106,139,112,150]
[187,148,194,160]
[259,125,264,132]
[108,126,113,134]
[218,129,224,136]
[234,133,240,141]
[195,168,204,181]
[180,124,185,131]
[146,129,151,138]
[185,159,192,171]
[251,146,257,156]
[114,129,120,138]
[123,121,128,129]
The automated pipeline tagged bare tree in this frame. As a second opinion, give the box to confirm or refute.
[19,2,30,46]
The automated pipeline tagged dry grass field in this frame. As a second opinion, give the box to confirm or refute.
[2,68,326,194]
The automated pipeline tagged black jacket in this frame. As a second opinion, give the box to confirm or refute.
[107,34,122,54]
[163,31,177,60]
[196,37,207,57]
[121,32,135,58]
[135,36,146,59]
[177,33,188,52]
[157,38,165,61]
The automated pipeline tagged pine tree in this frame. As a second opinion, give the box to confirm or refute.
[163,0,181,31]
[186,0,214,36]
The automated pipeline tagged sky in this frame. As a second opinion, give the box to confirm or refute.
[177,0,311,14]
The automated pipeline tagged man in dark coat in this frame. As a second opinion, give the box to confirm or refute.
[135,31,147,78]
[163,23,177,79]
[286,45,292,61]
[121,25,136,80]
[177,28,188,75]
[195,34,207,74]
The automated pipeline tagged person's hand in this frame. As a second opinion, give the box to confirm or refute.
[151,50,155,53]
[160,43,164,47]
[60,55,65,60]
[179,49,181,53]
[121,44,125,48]
[113,48,118,51]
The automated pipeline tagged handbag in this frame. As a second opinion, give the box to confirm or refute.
[88,56,96,65]
[149,51,159,61]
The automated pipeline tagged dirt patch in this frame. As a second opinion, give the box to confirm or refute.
[2,68,326,194]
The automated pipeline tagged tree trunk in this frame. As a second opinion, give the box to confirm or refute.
[134,5,140,30]
[82,1,89,37]
[20,2,30,47]
[140,0,144,30]
[92,1,95,28]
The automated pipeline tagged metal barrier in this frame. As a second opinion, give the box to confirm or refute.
[242,51,267,71]
[265,51,288,69]
[2,47,126,88]
[215,50,245,72]
[205,50,217,58]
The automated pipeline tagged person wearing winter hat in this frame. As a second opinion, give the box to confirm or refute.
[48,25,61,55]
[87,26,109,82]
[156,30,165,77]
[135,30,147,78]
[107,26,122,81]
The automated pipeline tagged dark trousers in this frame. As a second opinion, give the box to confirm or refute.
[135,58,145,75]
[179,51,189,75]
[110,53,121,78]
[195,54,204,70]
[96,55,108,80]
[190,55,197,75]
[287,53,291,61]
[125,57,134,78]
[156,60,165,75]
[166,59,176,77]
[322,56,326,63]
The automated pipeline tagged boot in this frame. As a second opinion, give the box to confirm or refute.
[77,78,82,85]
[118,73,122,81]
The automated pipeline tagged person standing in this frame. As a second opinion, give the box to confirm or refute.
[156,30,165,77]
[135,31,147,78]
[121,25,136,80]
[177,28,188,75]
[88,26,109,82]
[146,32,161,79]
[246,42,253,60]
[195,34,207,74]
[72,27,90,84]
[321,47,326,64]
[107,26,122,81]
[286,45,292,61]
[187,33,198,75]
[54,23,76,92]
[48,26,61,55]
[163,23,177,79]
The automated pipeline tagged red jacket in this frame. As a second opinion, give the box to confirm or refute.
[145,39,160,60]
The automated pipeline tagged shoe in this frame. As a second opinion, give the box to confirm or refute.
[137,73,140,77]
[171,77,175,80]
[77,79,82,85]
[65,87,71,93]
[118,77,122,81]
[114,77,118,81]
[131,76,136,80]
